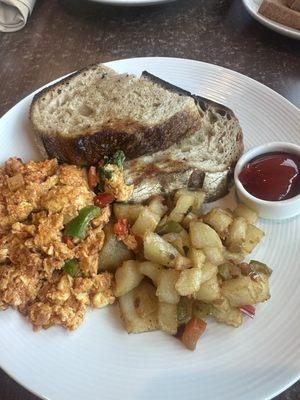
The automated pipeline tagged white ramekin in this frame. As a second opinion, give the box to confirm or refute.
[234,142,300,220]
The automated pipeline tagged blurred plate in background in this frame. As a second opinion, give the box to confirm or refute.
[243,0,300,40]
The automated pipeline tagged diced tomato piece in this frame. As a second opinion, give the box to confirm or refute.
[62,235,73,248]
[114,218,129,237]
[239,305,256,318]
[87,166,99,189]
[94,193,115,208]
[181,317,207,351]
[134,235,144,249]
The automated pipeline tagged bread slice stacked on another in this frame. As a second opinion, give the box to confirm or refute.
[30,64,201,166]
[30,63,244,202]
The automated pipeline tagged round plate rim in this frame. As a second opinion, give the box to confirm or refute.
[0,56,299,400]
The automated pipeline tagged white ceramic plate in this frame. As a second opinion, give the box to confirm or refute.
[89,0,177,6]
[242,0,300,40]
[1,57,300,400]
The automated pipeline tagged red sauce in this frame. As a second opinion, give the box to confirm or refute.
[238,152,300,201]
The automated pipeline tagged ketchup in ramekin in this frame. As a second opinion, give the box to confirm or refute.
[238,152,300,201]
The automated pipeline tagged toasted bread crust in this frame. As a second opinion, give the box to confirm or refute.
[34,108,200,165]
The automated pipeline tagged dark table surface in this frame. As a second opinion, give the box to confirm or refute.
[0,0,299,399]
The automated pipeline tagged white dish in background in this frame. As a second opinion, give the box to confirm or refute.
[234,142,300,220]
[242,0,300,40]
[0,57,300,400]
[88,0,177,6]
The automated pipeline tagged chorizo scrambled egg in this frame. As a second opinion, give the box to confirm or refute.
[0,157,116,330]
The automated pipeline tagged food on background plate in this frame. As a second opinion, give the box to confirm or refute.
[259,0,300,30]
[30,63,244,202]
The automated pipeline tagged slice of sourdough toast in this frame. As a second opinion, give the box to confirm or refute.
[30,63,243,202]
[124,72,243,202]
[30,64,202,165]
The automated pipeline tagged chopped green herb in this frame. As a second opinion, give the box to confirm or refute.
[99,167,113,180]
[112,150,126,168]
[63,259,80,277]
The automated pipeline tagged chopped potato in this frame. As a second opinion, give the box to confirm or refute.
[174,189,205,214]
[178,297,193,325]
[175,267,202,296]
[193,274,221,303]
[131,208,160,237]
[201,261,218,284]
[98,223,133,271]
[242,224,265,253]
[156,269,180,304]
[203,246,224,266]
[221,274,270,307]
[233,204,258,224]
[162,232,185,255]
[182,212,198,229]
[144,232,179,267]
[225,217,248,252]
[168,193,195,223]
[188,248,206,269]
[203,208,233,239]
[170,255,193,270]
[114,260,143,297]
[210,297,243,327]
[138,261,163,286]
[224,249,246,264]
[148,196,168,217]
[190,221,223,249]
[134,283,158,318]
[119,282,158,333]
[113,203,144,225]
[158,302,178,334]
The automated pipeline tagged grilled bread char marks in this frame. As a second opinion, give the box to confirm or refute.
[125,72,243,202]
[30,64,202,166]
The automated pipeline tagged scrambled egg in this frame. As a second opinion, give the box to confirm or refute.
[104,164,133,202]
[0,158,115,330]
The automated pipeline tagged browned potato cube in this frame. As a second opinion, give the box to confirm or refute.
[168,193,195,223]
[178,297,193,325]
[190,221,223,249]
[131,208,160,237]
[203,208,233,239]
[114,260,144,297]
[158,302,178,334]
[203,246,224,266]
[193,275,221,303]
[148,196,168,217]
[242,224,265,253]
[113,203,144,225]
[201,261,218,284]
[119,282,158,333]
[233,204,258,224]
[211,297,243,327]
[175,267,202,296]
[156,269,180,304]
[225,217,248,252]
[188,248,206,269]
[138,261,163,286]
[144,232,179,267]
